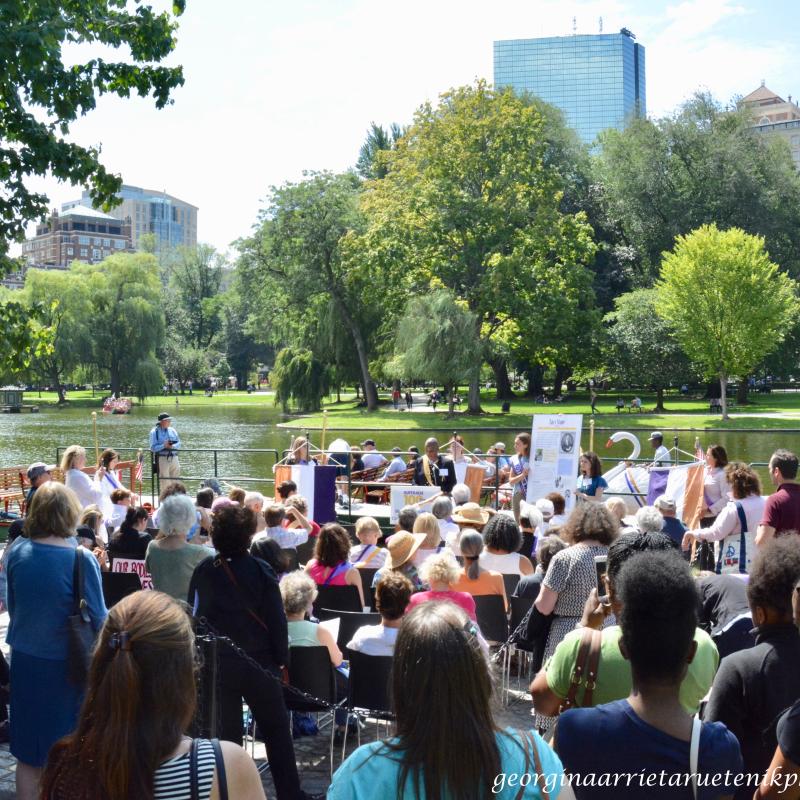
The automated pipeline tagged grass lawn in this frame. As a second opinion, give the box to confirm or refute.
[281,389,800,432]
[19,389,277,409]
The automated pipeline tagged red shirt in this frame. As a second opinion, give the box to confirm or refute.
[760,483,800,536]
[406,590,477,621]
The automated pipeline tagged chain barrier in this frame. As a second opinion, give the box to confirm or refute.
[194,606,533,725]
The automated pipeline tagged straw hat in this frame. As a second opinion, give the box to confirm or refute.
[385,532,427,569]
[452,502,492,526]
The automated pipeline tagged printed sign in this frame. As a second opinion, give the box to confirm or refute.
[527,414,584,513]
[389,485,442,524]
[112,557,153,590]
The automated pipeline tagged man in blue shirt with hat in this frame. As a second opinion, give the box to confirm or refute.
[149,412,181,488]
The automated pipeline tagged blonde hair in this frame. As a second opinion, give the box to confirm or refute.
[413,512,441,549]
[80,505,104,534]
[280,571,318,615]
[604,497,627,522]
[60,445,86,472]
[418,552,460,586]
[25,482,82,539]
[355,516,380,537]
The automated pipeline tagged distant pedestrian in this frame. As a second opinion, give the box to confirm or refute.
[590,390,598,415]
[405,391,412,410]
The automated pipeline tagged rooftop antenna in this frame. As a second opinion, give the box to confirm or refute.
[761,78,765,87]
[599,16,603,32]
[572,16,577,34]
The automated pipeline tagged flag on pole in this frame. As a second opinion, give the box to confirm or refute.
[273,464,336,523]
[135,451,144,483]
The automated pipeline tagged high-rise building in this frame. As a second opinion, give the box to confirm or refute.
[742,83,800,171]
[493,29,646,144]
[63,184,198,251]
[20,205,133,272]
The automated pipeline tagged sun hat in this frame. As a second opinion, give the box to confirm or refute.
[654,496,676,512]
[157,412,172,422]
[535,498,555,519]
[452,502,492,526]
[385,532,427,569]
[27,462,55,481]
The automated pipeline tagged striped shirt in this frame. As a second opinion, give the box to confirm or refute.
[154,739,216,799]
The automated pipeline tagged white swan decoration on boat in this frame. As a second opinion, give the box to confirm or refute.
[603,431,651,512]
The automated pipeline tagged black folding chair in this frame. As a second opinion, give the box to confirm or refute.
[342,649,394,757]
[284,645,341,776]
[473,594,511,701]
[280,548,300,572]
[295,539,316,566]
[357,567,379,610]
[101,572,141,608]
[313,585,362,615]
[508,595,536,691]
[502,573,520,598]
[320,609,381,652]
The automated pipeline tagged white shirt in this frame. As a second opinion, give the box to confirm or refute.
[439,519,461,555]
[347,624,398,657]
[361,451,387,471]
[550,514,566,527]
[381,457,407,480]
[702,466,730,517]
[348,543,387,569]
[651,445,671,467]
[65,468,104,509]
[694,494,765,544]
[479,550,523,575]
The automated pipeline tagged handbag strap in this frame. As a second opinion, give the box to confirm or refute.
[689,717,702,800]
[211,738,228,800]
[513,730,549,800]
[581,629,602,708]
[72,546,87,618]
[735,501,748,574]
[189,738,199,800]
[560,627,595,713]
[214,558,270,634]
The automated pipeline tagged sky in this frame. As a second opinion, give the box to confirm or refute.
[23,0,800,257]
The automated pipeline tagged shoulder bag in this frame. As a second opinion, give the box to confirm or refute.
[558,627,602,714]
[66,546,96,684]
[214,557,270,634]
[189,738,228,800]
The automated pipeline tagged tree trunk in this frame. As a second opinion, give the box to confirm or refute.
[720,374,729,420]
[332,293,377,411]
[50,365,66,404]
[553,364,571,398]
[737,375,750,405]
[445,383,454,415]
[526,365,544,397]
[467,369,482,414]
[489,356,514,400]
[110,365,121,397]
[655,385,665,412]
[336,384,341,403]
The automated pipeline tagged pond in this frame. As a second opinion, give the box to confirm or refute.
[1,403,796,497]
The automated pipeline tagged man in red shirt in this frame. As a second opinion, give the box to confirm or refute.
[757,449,800,546]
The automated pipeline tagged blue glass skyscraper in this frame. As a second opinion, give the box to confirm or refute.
[493,29,646,144]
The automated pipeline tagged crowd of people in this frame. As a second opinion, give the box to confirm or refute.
[1,436,800,798]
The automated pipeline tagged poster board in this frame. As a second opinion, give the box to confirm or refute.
[389,485,441,524]
[526,414,583,513]
[111,557,153,590]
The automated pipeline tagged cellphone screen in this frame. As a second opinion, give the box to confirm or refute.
[594,555,608,594]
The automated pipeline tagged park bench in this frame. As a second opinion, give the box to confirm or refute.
[365,466,416,504]
[0,468,26,514]
[348,466,384,502]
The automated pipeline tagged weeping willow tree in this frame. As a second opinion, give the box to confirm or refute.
[270,347,331,413]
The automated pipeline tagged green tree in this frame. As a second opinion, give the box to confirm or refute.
[356,122,404,180]
[20,268,92,403]
[239,171,382,410]
[596,92,800,283]
[604,288,694,411]
[360,81,596,412]
[75,253,165,395]
[162,339,207,393]
[657,225,798,419]
[388,290,480,414]
[131,357,164,403]
[270,347,330,413]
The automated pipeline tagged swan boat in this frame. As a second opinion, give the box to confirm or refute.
[602,431,651,512]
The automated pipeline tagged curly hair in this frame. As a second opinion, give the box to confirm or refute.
[482,514,522,554]
[725,462,761,499]
[211,504,257,556]
[634,506,664,534]
[747,536,800,618]
[313,523,352,567]
[607,531,678,583]
[375,571,413,620]
[580,451,603,478]
[418,552,460,586]
[280,571,317,615]
[562,502,618,545]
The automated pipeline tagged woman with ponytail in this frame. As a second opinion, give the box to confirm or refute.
[41,590,266,800]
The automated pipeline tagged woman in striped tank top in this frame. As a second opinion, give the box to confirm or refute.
[40,591,266,800]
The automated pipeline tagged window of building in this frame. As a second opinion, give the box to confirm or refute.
[80,248,88,257]
[92,248,101,260]
[114,240,125,249]
[103,238,110,247]
[67,247,74,255]
[78,236,90,245]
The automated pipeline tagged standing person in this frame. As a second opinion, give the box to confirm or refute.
[554,552,743,799]
[328,602,568,800]
[693,444,731,569]
[96,448,124,517]
[149,412,181,489]
[188,504,309,799]
[60,445,104,510]
[508,433,531,523]
[682,463,765,574]
[412,437,456,494]
[404,390,412,410]
[756,449,800,546]
[590,390,598,415]
[6,483,107,800]
[647,431,671,468]
[576,451,607,503]
[41,591,266,800]
[286,436,314,465]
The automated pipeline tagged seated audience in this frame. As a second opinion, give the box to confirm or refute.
[380,447,407,480]
[188,504,306,798]
[360,439,387,471]
[633,505,664,535]
[277,479,297,500]
[195,487,214,535]
[531,533,718,717]
[450,483,472,508]
[228,486,246,505]
[347,572,413,656]
[40,591,265,800]
[518,501,544,559]
[328,602,567,800]
[250,536,292,579]
[284,495,320,537]
[348,516,387,569]
[393,506,418,536]
[451,502,491,535]
[547,492,567,527]
[431,496,459,555]
[244,491,267,533]
[654,496,687,548]
[406,552,477,621]
[555,551,742,798]
[145,495,209,601]
[411,512,444,567]
[479,514,534,576]
[107,487,133,531]
[109,506,152,561]
[452,531,507,608]
[372,532,426,592]
[704,537,800,799]
[513,536,568,602]
[304,523,364,607]
[259,503,308,550]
